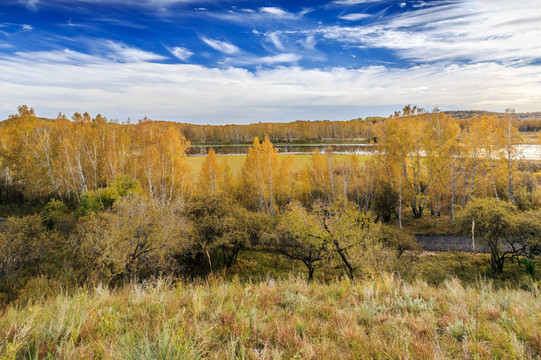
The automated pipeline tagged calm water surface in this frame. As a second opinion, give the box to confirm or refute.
[188,144,541,160]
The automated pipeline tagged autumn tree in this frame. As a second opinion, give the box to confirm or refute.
[374,105,431,224]
[136,123,191,201]
[423,111,460,222]
[317,198,376,278]
[457,198,520,273]
[503,108,521,204]
[73,196,188,283]
[461,115,506,203]
[241,135,287,215]
[298,149,329,203]
[196,148,234,197]
[271,201,327,280]
[185,196,269,269]
[0,215,57,298]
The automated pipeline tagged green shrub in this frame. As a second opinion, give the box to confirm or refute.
[524,258,536,278]
[76,177,142,218]
[40,199,69,230]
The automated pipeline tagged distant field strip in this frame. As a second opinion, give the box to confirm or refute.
[186,154,369,176]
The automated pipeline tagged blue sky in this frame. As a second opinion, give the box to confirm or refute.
[0,0,540,123]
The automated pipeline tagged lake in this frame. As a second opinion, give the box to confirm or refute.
[188,143,541,160]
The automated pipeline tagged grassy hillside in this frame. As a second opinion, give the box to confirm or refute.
[1,274,540,359]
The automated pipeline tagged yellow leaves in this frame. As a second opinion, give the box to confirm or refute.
[1,109,194,202]
[137,124,191,200]
[197,149,222,196]
[241,135,291,215]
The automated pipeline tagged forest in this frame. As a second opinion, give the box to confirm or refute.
[2,105,541,358]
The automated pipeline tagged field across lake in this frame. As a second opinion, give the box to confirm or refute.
[186,154,370,177]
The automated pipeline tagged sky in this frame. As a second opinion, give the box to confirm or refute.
[0,0,540,124]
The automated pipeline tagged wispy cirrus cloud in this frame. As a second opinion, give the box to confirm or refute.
[204,6,308,24]
[11,49,103,64]
[200,36,240,55]
[314,0,541,64]
[222,53,301,66]
[166,46,193,61]
[331,0,381,5]
[259,7,291,17]
[10,41,167,64]
[105,41,166,62]
[338,13,371,21]
[18,0,39,10]
[200,33,303,66]
[16,0,227,10]
[265,31,286,51]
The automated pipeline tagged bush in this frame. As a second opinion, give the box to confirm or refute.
[0,216,56,302]
[72,197,190,284]
[40,199,69,230]
[377,225,421,258]
[524,258,536,278]
[76,177,143,218]
[185,196,270,270]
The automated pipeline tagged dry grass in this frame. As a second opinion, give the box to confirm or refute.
[519,131,540,145]
[2,274,541,359]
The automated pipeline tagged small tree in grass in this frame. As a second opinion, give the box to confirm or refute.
[185,196,269,270]
[457,198,519,273]
[73,196,188,284]
[271,201,327,281]
[272,198,378,279]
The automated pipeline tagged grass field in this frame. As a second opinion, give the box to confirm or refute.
[2,271,540,359]
[519,131,540,144]
[229,250,538,288]
[2,245,539,359]
[186,154,369,177]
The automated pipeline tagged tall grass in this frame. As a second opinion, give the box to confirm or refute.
[1,274,541,359]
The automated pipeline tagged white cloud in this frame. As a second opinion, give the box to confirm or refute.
[167,46,193,61]
[301,34,316,50]
[411,1,429,8]
[331,0,380,5]
[21,24,33,31]
[266,32,286,51]
[13,48,104,64]
[105,41,166,62]
[200,37,240,55]
[17,0,227,12]
[1,49,540,123]
[338,13,371,21]
[223,53,301,66]
[320,0,541,64]
[205,6,303,24]
[259,7,294,19]
[20,0,39,10]
[11,42,166,64]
